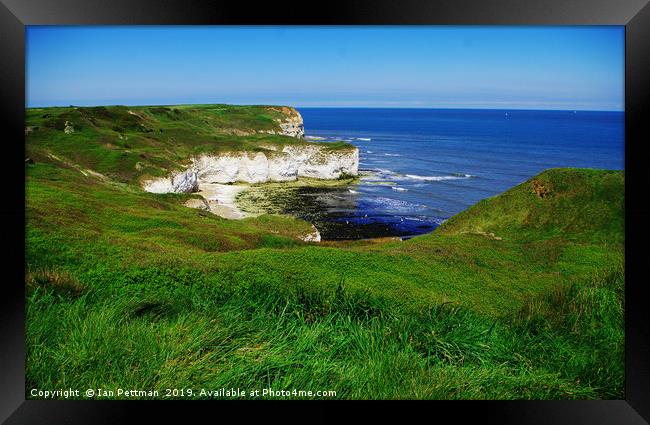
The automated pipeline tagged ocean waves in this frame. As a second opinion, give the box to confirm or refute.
[302,130,483,238]
[360,168,476,183]
[405,173,475,181]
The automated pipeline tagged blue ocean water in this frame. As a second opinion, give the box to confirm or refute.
[295,108,624,240]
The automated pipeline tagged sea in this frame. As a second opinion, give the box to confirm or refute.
[286,108,624,240]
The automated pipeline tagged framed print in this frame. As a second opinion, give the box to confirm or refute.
[1,0,649,423]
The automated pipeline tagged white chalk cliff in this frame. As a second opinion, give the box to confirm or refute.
[143,146,359,193]
[142,109,358,194]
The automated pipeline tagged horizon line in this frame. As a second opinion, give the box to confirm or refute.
[25,102,624,113]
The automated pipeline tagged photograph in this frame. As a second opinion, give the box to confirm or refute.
[24,25,625,400]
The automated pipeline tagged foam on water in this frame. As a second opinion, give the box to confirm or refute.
[405,173,475,181]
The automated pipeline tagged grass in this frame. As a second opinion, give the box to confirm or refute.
[24,105,624,400]
[26,263,623,399]
[440,168,624,245]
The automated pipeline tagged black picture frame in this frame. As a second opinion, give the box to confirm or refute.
[2,0,649,423]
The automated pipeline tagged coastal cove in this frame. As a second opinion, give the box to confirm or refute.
[141,107,623,240]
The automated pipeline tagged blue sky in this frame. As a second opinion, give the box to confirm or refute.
[26,26,624,110]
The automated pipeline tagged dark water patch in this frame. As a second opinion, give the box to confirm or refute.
[239,184,443,240]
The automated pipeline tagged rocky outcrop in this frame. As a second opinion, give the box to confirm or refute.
[64,121,75,134]
[301,225,321,242]
[143,145,358,193]
[259,107,305,139]
[172,169,199,193]
[143,169,198,194]
[278,112,304,138]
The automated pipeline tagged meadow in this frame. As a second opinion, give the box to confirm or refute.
[25,106,624,399]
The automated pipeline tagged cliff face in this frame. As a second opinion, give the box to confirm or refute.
[130,104,357,197]
[259,107,305,138]
[143,146,359,193]
[278,111,305,138]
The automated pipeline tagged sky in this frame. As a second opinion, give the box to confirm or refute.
[26,26,624,110]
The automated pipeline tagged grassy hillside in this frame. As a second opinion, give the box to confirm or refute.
[25,104,353,185]
[440,168,624,245]
[25,105,624,400]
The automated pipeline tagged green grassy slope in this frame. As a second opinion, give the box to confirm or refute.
[439,168,624,244]
[25,164,624,399]
[26,163,316,265]
[25,106,624,400]
[25,104,354,185]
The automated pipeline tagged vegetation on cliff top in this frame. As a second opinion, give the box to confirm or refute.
[25,104,356,186]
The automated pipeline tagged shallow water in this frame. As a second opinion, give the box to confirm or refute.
[288,108,624,240]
